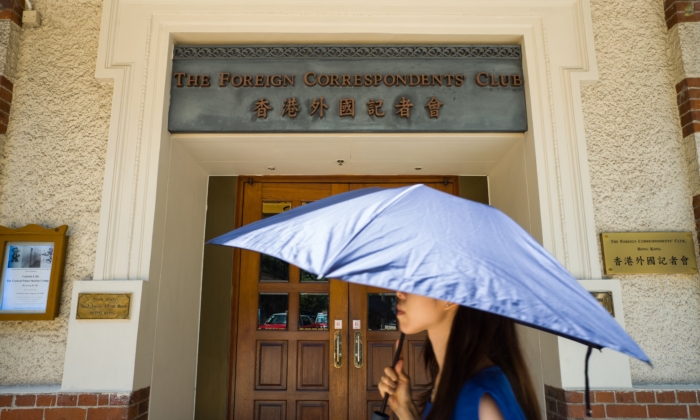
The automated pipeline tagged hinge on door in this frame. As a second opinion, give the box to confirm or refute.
[247,178,254,185]
[443,178,450,186]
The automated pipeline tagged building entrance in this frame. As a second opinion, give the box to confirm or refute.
[231,176,458,420]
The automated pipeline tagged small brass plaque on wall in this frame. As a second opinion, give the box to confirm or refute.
[76,293,131,320]
[601,232,697,274]
[590,291,614,317]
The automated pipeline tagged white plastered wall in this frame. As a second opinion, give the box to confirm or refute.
[62,280,144,391]
[60,0,620,417]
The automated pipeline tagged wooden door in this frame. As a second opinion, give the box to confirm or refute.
[347,182,456,420]
[231,177,459,420]
[234,182,349,420]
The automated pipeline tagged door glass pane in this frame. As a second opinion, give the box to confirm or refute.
[260,254,289,282]
[299,293,329,330]
[368,293,398,331]
[300,269,328,282]
[258,293,289,330]
[259,202,292,282]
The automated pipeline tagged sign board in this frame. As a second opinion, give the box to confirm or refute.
[590,292,614,317]
[76,293,131,320]
[1,242,54,313]
[0,225,68,321]
[168,45,527,133]
[601,232,697,274]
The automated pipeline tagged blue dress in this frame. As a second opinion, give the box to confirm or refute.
[422,366,526,420]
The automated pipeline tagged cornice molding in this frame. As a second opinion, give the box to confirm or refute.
[173,45,522,60]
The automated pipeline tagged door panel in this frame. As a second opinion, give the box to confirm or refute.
[232,177,459,420]
[255,401,286,420]
[234,182,342,420]
[349,285,430,420]
[347,181,455,419]
[296,401,329,420]
[256,341,287,389]
[407,341,432,389]
[297,341,329,390]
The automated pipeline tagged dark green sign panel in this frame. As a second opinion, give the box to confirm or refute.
[168,45,527,133]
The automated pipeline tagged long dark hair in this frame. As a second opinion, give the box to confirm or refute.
[421,305,541,420]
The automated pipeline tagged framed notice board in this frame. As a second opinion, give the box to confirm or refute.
[0,225,68,320]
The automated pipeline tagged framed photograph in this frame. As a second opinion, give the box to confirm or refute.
[0,224,68,320]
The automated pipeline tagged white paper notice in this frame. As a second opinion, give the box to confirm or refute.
[0,242,54,312]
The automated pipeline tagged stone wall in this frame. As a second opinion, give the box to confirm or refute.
[581,0,700,384]
[0,0,112,385]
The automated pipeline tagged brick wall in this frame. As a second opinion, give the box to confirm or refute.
[546,385,700,419]
[665,0,700,29]
[0,0,24,27]
[677,78,700,138]
[0,387,149,420]
[0,74,13,134]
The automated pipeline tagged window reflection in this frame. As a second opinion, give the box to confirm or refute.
[258,293,289,330]
[299,293,329,330]
[300,269,328,282]
[260,254,289,281]
[368,293,398,331]
[259,202,291,282]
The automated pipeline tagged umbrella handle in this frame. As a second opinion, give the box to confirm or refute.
[376,332,406,417]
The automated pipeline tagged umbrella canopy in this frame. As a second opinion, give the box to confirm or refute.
[209,184,649,363]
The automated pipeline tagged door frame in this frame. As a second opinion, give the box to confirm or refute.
[227,175,460,419]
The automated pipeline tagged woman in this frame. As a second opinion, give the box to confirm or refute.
[378,291,540,420]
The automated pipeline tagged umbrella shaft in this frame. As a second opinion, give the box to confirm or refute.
[379,333,405,414]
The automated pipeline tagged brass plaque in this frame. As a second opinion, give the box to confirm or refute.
[590,291,614,317]
[601,232,697,274]
[76,293,131,320]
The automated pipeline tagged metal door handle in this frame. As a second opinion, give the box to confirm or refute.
[354,331,363,368]
[334,331,342,368]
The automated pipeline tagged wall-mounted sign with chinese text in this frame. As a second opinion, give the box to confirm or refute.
[601,232,697,274]
[168,45,527,133]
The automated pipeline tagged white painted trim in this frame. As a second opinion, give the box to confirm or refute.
[559,279,633,390]
[0,386,62,394]
[93,0,601,280]
[61,280,143,392]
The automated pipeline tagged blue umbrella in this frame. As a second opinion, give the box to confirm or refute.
[208,184,649,416]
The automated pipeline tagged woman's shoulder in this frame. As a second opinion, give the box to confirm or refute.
[452,366,526,420]
[459,366,511,394]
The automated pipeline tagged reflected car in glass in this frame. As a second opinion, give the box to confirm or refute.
[258,313,314,329]
[307,313,328,329]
